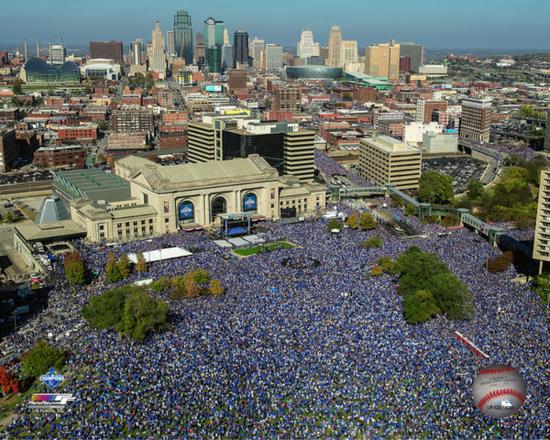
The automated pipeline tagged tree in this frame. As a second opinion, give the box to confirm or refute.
[395,247,449,296]
[120,289,170,341]
[21,341,66,379]
[184,279,200,298]
[208,279,225,295]
[105,252,122,283]
[136,252,148,273]
[82,286,169,341]
[377,257,397,275]
[150,276,171,292]
[486,252,514,273]
[12,79,23,95]
[327,219,341,233]
[403,290,441,324]
[370,265,384,277]
[533,273,550,305]
[64,251,85,285]
[405,204,417,217]
[346,213,359,230]
[117,254,131,279]
[427,272,473,320]
[441,214,460,228]
[467,180,484,199]
[364,235,382,249]
[4,211,14,223]
[358,212,376,230]
[418,171,454,205]
[82,287,127,330]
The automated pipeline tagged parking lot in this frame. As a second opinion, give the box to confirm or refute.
[422,157,487,193]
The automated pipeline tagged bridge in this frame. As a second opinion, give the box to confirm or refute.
[330,185,505,245]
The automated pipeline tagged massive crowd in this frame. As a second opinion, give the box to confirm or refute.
[0,208,548,438]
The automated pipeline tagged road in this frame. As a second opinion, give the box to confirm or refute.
[0,180,53,197]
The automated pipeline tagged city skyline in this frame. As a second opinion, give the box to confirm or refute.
[1,0,550,50]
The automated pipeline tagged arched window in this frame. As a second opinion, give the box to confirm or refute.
[178,200,194,223]
[242,193,258,212]
[211,196,227,218]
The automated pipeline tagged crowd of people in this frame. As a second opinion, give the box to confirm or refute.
[0,204,548,438]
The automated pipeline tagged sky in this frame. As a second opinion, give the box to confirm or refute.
[2,0,549,50]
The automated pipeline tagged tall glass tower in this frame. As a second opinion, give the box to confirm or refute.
[173,10,193,65]
[204,17,224,73]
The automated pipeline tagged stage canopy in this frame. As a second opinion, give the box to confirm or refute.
[127,247,192,264]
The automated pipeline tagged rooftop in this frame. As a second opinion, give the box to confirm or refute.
[53,168,131,203]
[363,136,421,154]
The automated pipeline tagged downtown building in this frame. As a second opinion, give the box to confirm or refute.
[359,136,422,190]
[233,30,249,68]
[533,169,550,272]
[173,9,193,65]
[365,40,400,81]
[187,119,315,182]
[89,41,124,64]
[459,97,493,143]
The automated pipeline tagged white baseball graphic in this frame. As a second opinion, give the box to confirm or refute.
[472,365,526,418]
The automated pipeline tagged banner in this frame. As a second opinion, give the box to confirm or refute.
[243,194,257,212]
[178,201,194,221]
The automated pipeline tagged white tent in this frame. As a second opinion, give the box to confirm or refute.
[127,247,192,264]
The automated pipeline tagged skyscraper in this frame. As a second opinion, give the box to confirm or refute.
[150,21,166,80]
[250,37,265,70]
[221,44,233,72]
[533,169,550,272]
[173,9,193,65]
[130,39,143,65]
[233,30,249,68]
[545,110,550,152]
[342,40,358,65]
[328,26,343,67]
[364,40,400,81]
[49,40,66,65]
[223,28,230,45]
[459,97,493,143]
[297,29,320,59]
[89,41,124,64]
[166,30,176,58]
[204,17,224,73]
[263,44,283,72]
[23,40,28,61]
[399,43,424,73]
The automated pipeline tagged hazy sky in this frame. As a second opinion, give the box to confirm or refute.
[2,0,549,49]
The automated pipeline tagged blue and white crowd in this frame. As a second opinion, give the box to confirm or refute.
[0,208,548,438]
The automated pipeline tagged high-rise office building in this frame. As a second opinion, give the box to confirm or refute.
[365,40,400,81]
[89,41,124,64]
[188,119,315,182]
[263,44,283,72]
[173,9,193,65]
[297,29,320,59]
[150,21,166,80]
[399,43,424,73]
[166,31,176,58]
[130,39,143,65]
[250,37,265,70]
[359,136,422,190]
[415,99,448,124]
[223,28,230,45]
[204,17,224,73]
[23,40,28,61]
[328,26,343,67]
[195,32,205,65]
[233,30,249,68]
[222,44,233,71]
[228,70,248,92]
[49,41,66,65]
[533,169,550,272]
[342,40,358,65]
[459,97,493,143]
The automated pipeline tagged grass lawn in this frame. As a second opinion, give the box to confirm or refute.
[233,241,296,257]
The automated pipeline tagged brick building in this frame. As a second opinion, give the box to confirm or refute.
[34,145,86,169]
[57,125,98,142]
[273,86,301,114]
[107,133,148,150]
[159,132,188,149]
[111,109,154,134]
[0,129,18,172]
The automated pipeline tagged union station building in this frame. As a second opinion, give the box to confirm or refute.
[55,155,326,242]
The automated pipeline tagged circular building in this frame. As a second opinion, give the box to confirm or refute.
[285,66,343,80]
